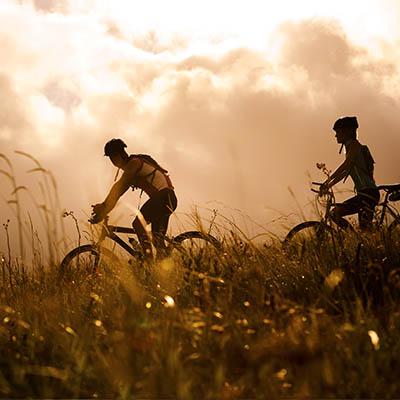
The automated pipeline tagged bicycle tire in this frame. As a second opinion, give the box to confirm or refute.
[168,231,220,270]
[60,244,118,276]
[168,231,221,282]
[388,219,400,243]
[283,221,334,257]
[172,231,220,248]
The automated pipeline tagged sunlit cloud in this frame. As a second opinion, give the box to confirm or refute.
[1,0,400,256]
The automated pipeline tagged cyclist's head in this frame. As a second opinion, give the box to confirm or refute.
[104,138,127,157]
[333,116,358,141]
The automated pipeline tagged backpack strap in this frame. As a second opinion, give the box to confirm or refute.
[343,142,375,183]
[353,145,375,179]
[130,154,174,189]
[342,139,357,183]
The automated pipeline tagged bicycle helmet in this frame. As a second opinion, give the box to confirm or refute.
[104,138,127,156]
[333,116,358,131]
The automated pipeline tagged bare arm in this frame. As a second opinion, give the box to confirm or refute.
[323,140,360,189]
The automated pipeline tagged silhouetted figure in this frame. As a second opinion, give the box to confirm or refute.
[319,116,379,231]
[92,139,177,258]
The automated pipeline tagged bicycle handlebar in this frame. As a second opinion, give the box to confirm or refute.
[311,182,324,194]
[310,182,335,200]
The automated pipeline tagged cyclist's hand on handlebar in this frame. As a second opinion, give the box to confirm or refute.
[92,203,105,215]
[91,203,106,224]
[318,183,330,197]
[311,182,328,196]
[90,214,103,224]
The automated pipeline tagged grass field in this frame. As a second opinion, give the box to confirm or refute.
[1,154,400,398]
[1,225,400,399]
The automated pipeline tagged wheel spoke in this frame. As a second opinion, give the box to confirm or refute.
[60,245,119,284]
[283,222,334,259]
[168,231,220,274]
[389,219,400,244]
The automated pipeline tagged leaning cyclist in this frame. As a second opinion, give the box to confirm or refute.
[319,116,379,231]
[92,139,177,258]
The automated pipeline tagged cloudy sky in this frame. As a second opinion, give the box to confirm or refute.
[1,0,400,257]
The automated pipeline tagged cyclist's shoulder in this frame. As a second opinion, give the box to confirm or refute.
[344,139,361,161]
[133,154,168,173]
[354,139,374,154]
[348,138,362,149]
[129,154,154,165]
[124,155,143,172]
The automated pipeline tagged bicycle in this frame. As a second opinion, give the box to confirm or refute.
[60,215,220,274]
[283,182,400,257]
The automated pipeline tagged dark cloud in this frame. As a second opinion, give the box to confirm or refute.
[42,80,81,113]
[278,19,361,80]
[33,0,69,13]
[1,14,400,258]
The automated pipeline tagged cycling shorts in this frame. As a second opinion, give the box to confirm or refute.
[140,188,177,224]
[335,188,380,229]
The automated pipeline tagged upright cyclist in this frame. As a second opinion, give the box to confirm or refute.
[319,116,379,231]
[92,139,177,258]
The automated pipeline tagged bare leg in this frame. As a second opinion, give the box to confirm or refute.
[152,214,170,258]
[132,217,153,258]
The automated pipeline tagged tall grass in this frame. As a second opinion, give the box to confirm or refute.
[0,155,400,398]
[0,151,66,265]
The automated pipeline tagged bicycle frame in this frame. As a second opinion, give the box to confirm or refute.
[311,183,337,225]
[283,180,400,255]
[312,182,400,230]
[377,188,400,226]
[94,217,138,257]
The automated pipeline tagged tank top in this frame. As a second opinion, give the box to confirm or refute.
[345,139,377,192]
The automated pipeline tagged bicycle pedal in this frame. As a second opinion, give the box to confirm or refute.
[129,237,142,251]
[130,249,144,259]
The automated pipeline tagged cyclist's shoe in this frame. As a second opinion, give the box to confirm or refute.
[128,236,138,247]
[128,249,154,266]
[155,247,169,261]
[128,250,144,262]
[142,251,155,264]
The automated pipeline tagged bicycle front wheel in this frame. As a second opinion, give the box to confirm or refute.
[283,221,334,258]
[60,244,118,279]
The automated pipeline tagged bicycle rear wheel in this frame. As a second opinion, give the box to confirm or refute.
[172,231,220,249]
[163,231,222,300]
[388,219,400,244]
[167,231,220,272]
[283,221,334,258]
